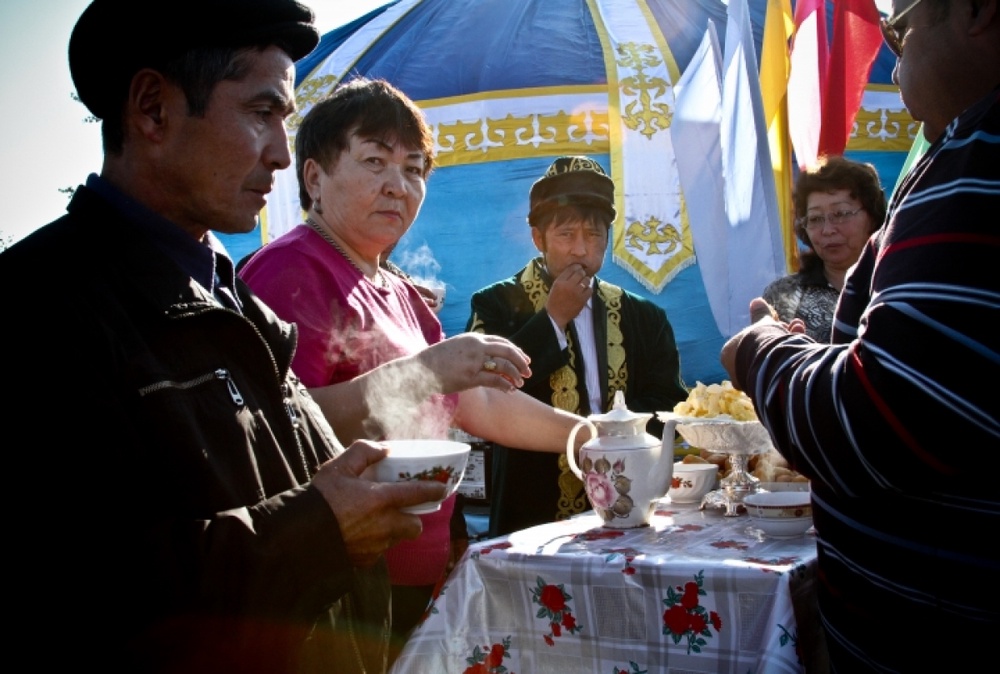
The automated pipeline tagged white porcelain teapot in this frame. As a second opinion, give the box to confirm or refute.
[566,391,673,528]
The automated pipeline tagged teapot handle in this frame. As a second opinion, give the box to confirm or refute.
[566,419,598,479]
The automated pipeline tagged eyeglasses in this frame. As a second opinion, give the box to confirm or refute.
[880,0,924,57]
[797,208,864,232]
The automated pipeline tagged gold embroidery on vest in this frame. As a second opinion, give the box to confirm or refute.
[519,263,581,415]
[601,284,628,404]
[550,333,581,413]
[519,262,584,519]
[557,453,587,519]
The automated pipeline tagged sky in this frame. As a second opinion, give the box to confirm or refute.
[0,0,894,247]
[0,0,389,246]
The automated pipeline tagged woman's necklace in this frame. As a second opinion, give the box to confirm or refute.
[306,217,385,288]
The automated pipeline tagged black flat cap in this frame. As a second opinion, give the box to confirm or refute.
[528,156,616,226]
[69,0,320,120]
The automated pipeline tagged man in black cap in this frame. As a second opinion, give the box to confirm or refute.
[467,156,688,536]
[0,1,445,671]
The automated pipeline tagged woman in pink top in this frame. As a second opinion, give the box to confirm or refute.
[240,78,585,662]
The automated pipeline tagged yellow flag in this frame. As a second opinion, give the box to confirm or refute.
[760,0,797,273]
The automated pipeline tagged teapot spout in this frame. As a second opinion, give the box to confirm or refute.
[657,419,677,484]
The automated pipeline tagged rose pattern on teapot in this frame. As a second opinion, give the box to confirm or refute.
[581,455,636,523]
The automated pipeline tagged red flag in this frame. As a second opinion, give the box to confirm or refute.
[787,0,827,169]
[818,0,883,156]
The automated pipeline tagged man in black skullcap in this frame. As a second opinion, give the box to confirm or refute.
[467,156,688,536]
[0,1,445,671]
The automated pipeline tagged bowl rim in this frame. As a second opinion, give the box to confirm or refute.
[672,462,719,473]
[758,481,810,492]
[380,439,471,459]
[744,491,811,507]
[658,411,761,425]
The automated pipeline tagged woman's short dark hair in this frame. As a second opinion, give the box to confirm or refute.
[793,155,887,254]
[295,77,435,210]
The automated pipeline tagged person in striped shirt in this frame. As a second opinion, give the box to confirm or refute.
[721,0,999,670]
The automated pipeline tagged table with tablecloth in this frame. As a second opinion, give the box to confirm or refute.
[390,499,826,674]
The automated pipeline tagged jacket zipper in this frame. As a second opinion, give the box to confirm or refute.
[344,592,368,673]
[282,380,311,478]
[138,368,244,405]
[220,304,313,479]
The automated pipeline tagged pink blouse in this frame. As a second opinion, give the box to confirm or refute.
[240,224,458,587]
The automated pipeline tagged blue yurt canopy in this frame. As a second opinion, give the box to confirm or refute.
[221,0,915,388]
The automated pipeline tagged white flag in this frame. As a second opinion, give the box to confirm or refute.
[671,21,730,335]
[720,0,784,334]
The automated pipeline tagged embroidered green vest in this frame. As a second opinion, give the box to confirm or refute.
[519,261,629,520]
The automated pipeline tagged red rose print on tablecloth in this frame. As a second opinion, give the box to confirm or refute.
[471,541,512,559]
[613,662,648,674]
[711,539,749,551]
[744,556,799,572]
[602,547,641,575]
[662,570,723,654]
[530,577,583,645]
[676,523,704,532]
[575,529,625,542]
[463,636,516,674]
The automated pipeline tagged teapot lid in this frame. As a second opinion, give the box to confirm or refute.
[588,391,653,425]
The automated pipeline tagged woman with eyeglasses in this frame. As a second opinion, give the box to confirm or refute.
[761,155,887,341]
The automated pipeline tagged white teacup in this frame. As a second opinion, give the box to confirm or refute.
[667,462,718,503]
[424,283,446,314]
[374,440,470,514]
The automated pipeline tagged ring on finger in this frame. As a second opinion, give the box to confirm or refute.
[483,358,498,372]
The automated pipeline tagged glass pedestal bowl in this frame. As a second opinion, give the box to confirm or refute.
[658,414,775,516]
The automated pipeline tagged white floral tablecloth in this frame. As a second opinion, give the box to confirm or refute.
[391,500,827,674]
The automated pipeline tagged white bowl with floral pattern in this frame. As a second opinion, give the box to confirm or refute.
[375,440,470,514]
[667,462,718,503]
